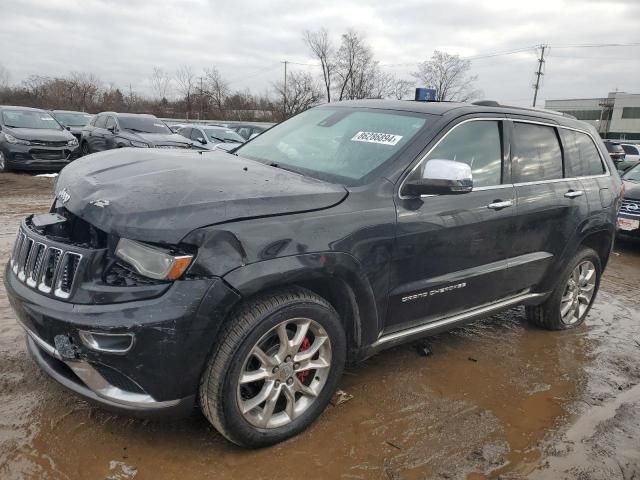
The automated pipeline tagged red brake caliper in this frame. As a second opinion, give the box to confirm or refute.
[297,337,311,383]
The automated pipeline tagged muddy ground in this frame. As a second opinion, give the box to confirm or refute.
[0,172,638,480]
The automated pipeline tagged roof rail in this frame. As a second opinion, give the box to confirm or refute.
[471,100,576,119]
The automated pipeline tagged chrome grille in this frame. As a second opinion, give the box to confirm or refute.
[9,228,83,299]
[620,198,640,217]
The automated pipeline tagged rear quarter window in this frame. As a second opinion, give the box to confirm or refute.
[560,129,606,177]
[511,122,563,183]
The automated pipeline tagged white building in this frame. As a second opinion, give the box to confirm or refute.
[545,92,640,141]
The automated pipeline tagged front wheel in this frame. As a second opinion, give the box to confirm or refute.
[526,248,601,330]
[199,288,346,447]
[0,151,10,172]
[80,141,90,156]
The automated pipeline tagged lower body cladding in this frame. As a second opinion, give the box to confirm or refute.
[3,266,241,416]
[1,145,80,172]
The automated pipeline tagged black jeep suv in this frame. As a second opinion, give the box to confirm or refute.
[4,100,622,447]
[80,112,192,155]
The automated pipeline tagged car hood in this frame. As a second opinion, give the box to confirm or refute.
[4,127,74,141]
[623,179,640,200]
[55,149,348,244]
[126,131,192,146]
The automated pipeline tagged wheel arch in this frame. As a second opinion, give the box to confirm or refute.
[222,252,381,361]
[578,227,614,270]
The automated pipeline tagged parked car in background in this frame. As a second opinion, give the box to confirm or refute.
[617,163,640,236]
[169,124,186,133]
[178,125,245,151]
[229,123,269,140]
[0,106,79,172]
[619,143,640,172]
[80,113,192,155]
[5,99,622,448]
[51,110,93,143]
[603,140,627,171]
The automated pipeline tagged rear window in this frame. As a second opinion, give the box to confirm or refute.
[236,107,430,185]
[560,129,606,177]
[511,123,563,183]
[621,144,639,155]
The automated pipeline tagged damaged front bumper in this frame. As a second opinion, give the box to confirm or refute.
[4,263,241,416]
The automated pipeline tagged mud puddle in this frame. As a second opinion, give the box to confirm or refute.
[0,173,639,479]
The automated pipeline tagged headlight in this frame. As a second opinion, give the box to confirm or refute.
[67,138,79,147]
[3,133,31,145]
[115,238,193,280]
[130,140,150,148]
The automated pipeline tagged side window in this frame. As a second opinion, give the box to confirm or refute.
[180,127,191,138]
[410,120,503,188]
[511,123,562,183]
[95,115,107,129]
[191,128,203,141]
[560,129,606,177]
[621,144,639,155]
[105,116,116,130]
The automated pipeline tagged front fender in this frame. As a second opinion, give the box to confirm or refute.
[223,252,381,351]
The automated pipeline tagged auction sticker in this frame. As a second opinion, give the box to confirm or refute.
[351,131,403,146]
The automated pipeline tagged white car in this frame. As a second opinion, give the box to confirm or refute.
[178,125,245,152]
[620,144,640,172]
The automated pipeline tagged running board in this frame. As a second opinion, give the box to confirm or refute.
[372,292,546,348]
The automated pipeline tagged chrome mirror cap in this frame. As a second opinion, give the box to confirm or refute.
[403,159,473,196]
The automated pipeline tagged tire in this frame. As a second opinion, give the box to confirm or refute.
[80,141,90,156]
[526,247,601,330]
[0,151,10,172]
[199,287,346,447]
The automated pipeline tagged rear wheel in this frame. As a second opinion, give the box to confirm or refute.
[199,287,346,447]
[526,248,601,330]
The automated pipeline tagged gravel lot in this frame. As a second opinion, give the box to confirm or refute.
[0,173,638,480]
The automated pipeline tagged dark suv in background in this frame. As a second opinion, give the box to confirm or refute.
[80,112,192,155]
[51,110,93,143]
[0,106,80,172]
[5,100,622,448]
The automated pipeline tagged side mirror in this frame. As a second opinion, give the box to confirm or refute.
[65,126,71,131]
[197,137,207,144]
[107,125,117,134]
[402,159,473,196]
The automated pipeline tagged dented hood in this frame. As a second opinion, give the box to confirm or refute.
[55,149,348,244]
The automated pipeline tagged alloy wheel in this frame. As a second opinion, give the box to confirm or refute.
[0,152,5,171]
[560,260,596,324]
[236,317,332,429]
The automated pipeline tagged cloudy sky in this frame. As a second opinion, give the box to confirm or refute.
[1,0,639,106]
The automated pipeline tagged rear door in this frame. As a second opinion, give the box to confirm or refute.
[388,116,516,332]
[505,119,590,294]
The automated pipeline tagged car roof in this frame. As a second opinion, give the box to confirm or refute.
[0,105,46,112]
[95,112,158,118]
[52,110,91,114]
[325,99,584,128]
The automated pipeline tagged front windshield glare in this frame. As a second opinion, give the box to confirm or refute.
[54,112,92,126]
[623,165,640,182]
[236,108,428,184]
[2,110,62,130]
[119,117,171,134]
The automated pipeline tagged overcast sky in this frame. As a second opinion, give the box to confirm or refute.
[2,0,639,106]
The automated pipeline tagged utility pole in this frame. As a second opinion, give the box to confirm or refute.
[199,76,204,120]
[281,60,288,119]
[532,44,547,107]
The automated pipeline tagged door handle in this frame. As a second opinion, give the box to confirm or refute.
[487,200,513,210]
[564,190,584,199]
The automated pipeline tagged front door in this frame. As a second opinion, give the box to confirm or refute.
[387,117,516,333]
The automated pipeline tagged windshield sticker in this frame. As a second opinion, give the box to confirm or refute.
[351,131,403,146]
[41,117,55,121]
[153,123,165,127]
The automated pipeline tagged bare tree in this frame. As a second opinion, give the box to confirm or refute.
[150,66,171,100]
[175,65,196,117]
[0,64,10,89]
[304,28,334,103]
[334,30,380,101]
[391,78,415,100]
[412,51,480,102]
[273,71,321,119]
[70,72,100,111]
[204,67,229,114]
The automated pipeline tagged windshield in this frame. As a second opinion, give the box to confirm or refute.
[2,110,62,130]
[119,116,172,134]
[623,164,640,182]
[204,128,245,143]
[53,112,92,126]
[235,107,429,184]
[605,143,625,153]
